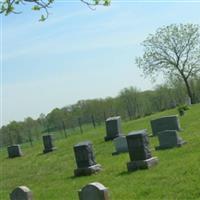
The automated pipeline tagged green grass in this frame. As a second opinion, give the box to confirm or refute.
[1,104,200,200]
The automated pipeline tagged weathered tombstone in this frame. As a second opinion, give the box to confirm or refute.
[126,130,158,172]
[112,135,128,155]
[42,134,56,154]
[104,116,122,141]
[7,145,23,158]
[78,182,109,200]
[10,186,33,200]
[74,141,101,176]
[155,130,186,150]
[150,115,181,136]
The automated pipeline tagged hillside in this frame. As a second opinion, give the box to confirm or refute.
[0,104,200,200]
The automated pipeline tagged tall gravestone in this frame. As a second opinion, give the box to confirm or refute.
[150,115,181,136]
[42,134,56,154]
[78,182,109,200]
[10,186,33,200]
[155,130,186,150]
[74,141,101,176]
[126,130,158,172]
[7,145,23,158]
[112,136,128,155]
[104,116,122,141]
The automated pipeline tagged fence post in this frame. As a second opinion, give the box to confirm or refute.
[91,115,96,129]
[62,121,67,138]
[28,131,33,147]
[78,117,83,134]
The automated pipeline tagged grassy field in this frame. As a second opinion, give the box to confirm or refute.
[0,104,200,200]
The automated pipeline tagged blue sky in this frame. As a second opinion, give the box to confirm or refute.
[1,0,200,126]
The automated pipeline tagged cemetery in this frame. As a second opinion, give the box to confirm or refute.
[1,2,200,199]
[0,104,200,199]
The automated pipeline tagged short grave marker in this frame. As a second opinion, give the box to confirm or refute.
[155,130,186,150]
[112,135,128,155]
[42,134,56,154]
[7,145,23,158]
[78,182,109,200]
[10,186,33,200]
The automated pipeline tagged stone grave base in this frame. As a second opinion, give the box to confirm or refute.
[74,164,102,176]
[104,134,122,142]
[43,147,57,154]
[155,140,186,150]
[127,157,158,172]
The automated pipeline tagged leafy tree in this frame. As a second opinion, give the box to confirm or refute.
[136,24,200,104]
[0,0,111,21]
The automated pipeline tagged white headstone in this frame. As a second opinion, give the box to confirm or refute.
[113,136,128,154]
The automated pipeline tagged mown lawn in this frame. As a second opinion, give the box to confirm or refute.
[0,104,200,200]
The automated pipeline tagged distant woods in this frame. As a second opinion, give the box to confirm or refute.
[0,78,200,147]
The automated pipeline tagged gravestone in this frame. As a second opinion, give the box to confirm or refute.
[78,182,109,200]
[10,186,33,200]
[155,130,186,150]
[42,134,56,154]
[74,141,101,176]
[112,136,128,155]
[126,130,158,172]
[150,115,181,136]
[104,116,122,141]
[7,145,23,158]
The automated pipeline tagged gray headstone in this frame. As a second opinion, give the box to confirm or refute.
[126,130,158,171]
[74,141,96,168]
[42,134,56,153]
[156,130,186,150]
[126,130,152,161]
[74,141,101,176]
[79,182,109,200]
[150,115,181,136]
[10,186,33,200]
[104,116,122,141]
[112,136,128,155]
[7,145,22,158]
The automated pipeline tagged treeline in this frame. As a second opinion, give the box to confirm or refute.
[0,78,200,147]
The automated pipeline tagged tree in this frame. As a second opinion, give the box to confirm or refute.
[0,0,111,21]
[136,24,200,104]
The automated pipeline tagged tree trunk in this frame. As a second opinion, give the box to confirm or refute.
[183,77,195,104]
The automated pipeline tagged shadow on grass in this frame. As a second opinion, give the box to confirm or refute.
[117,170,133,176]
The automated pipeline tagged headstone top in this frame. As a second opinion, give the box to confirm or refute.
[8,144,20,148]
[106,116,120,122]
[74,141,92,147]
[154,115,178,120]
[42,134,53,137]
[83,182,107,191]
[16,186,31,193]
[128,129,147,136]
